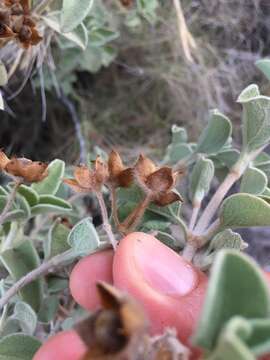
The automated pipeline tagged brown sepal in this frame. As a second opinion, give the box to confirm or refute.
[62,178,88,193]
[0,23,14,38]
[108,150,133,188]
[74,165,93,190]
[4,157,48,182]
[76,282,147,360]
[146,167,175,193]
[154,191,183,207]
[134,154,156,183]
[0,151,10,170]
[93,156,109,186]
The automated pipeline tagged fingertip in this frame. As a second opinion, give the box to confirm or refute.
[70,249,114,310]
[33,330,86,360]
[113,232,207,343]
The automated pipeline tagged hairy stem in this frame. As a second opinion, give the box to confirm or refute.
[96,191,117,250]
[110,186,120,228]
[0,249,73,311]
[182,242,197,262]
[0,181,21,227]
[188,202,201,231]
[127,194,152,232]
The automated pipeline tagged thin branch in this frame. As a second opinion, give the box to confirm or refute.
[0,249,73,311]
[188,202,201,231]
[0,181,21,227]
[96,191,117,250]
[194,147,265,234]
[110,185,120,228]
[172,0,197,63]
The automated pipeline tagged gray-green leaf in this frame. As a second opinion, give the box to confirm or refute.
[219,193,270,229]
[196,109,232,154]
[12,302,37,335]
[193,250,270,350]
[190,156,214,204]
[61,0,94,33]
[0,334,41,360]
[237,84,270,152]
[32,159,65,195]
[67,217,100,256]
[240,166,268,195]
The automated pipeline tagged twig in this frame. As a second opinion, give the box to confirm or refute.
[0,249,73,311]
[172,0,197,62]
[110,185,120,228]
[194,148,265,234]
[96,191,117,250]
[60,91,87,164]
[0,181,21,227]
[188,202,200,231]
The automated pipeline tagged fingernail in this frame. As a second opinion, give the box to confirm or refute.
[133,236,198,298]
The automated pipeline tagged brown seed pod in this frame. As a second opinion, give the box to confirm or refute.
[108,150,133,188]
[76,282,147,360]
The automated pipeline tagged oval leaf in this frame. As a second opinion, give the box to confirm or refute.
[32,159,65,195]
[190,156,214,204]
[240,167,267,195]
[256,59,270,81]
[196,109,232,154]
[12,302,37,335]
[0,240,43,311]
[17,185,39,207]
[45,220,70,259]
[193,250,270,350]
[237,84,270,152]
[61,0,94,33]
[67,217,100,256]
[0,334,41,360]
[219,193,270,229]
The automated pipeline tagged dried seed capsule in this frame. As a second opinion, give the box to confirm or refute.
[19,24,32,41]
[10,3,23,15]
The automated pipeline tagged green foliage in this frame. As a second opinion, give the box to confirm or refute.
[193,250,270,351]
[0,241,43,312]
[32,159,65,195]
[189,156,214,204]
[195,109,232,155]
[67,217,100,256]
[0,334,41,360]
[240,166,268,195]
[61,0,94,33]
[219,193,270,229]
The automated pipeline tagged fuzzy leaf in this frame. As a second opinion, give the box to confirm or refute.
[45,220,70,259]
[61,0,94,32]
[38,296,59,324]
[12,302,37,335]
[196,109,232,154]
[17,185,39,207]
[247,318,270,356]
[43,13,88,50]
[211,149,240,170]
[193,250,270,350]
[0,334,41,360]
[256,59,270,81]
[190,156,214,203]
[219,193,270,229]
[206,317,255,360]
[171,125,188,144]
[194,229,247,270]
[166,143,193,163]
[30,203,72,216]
[240,166,268,195]
[237,84,270,152]
[67,217,100,256]
[32,159,65,195]
[0,241,43,311]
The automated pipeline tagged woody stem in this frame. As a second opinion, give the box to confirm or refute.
[121,194,152,233]
[110,186,120,228]
[0,181,21,227]
[96,191,117,250]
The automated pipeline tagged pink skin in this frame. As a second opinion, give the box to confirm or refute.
[34,233,270,360]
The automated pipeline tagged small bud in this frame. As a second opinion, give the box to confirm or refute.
[18,24,32,41]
